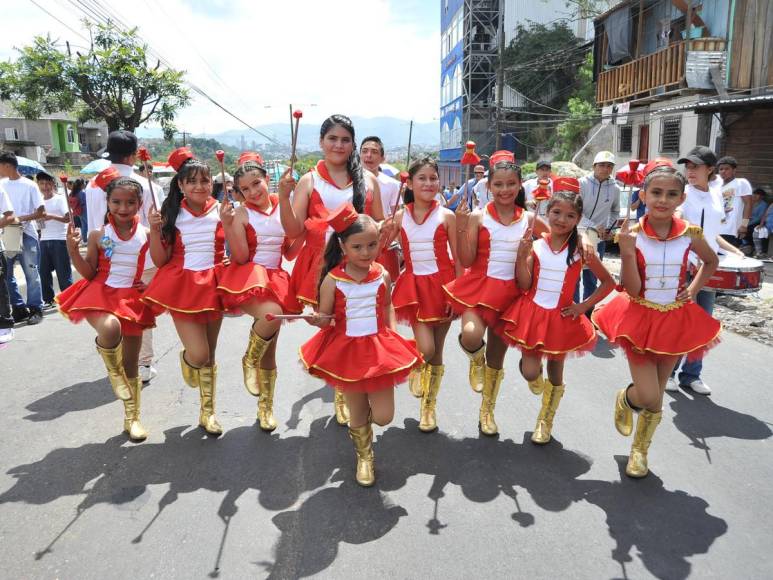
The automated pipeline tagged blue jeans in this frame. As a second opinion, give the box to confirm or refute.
[39,239,73,303]
[0,253,13,328]
[574,241,606,302]
[5,233,43,310]
[673,289,716,384]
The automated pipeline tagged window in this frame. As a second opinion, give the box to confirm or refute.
[660,117,681,153]
[66,125,76,144]
[618,125,632,153]
[4,127,19,140]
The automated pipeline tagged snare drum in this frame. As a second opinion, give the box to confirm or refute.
[703,254,764,295]
[1,223,23,256]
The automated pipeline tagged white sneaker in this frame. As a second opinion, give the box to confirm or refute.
[665,377,679,392]
[686,379,711,396]
[139,365,157,384]
[0,328,14,344]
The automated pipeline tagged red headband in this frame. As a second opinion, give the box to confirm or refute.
[489,150,515,167]
[168,147,195,172]
[553,176,580,193]
[327,203,358,233]
[238,151,264,166]
[94,166,122,190]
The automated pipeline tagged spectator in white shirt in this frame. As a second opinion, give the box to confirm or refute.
[36,171,73,306]
[359,136,401,217]
[717,156,753,247]
[0,184,15,342]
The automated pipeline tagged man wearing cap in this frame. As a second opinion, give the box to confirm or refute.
[575,151,620,303]
[523,159,553,217]
[85,130,160,383]
[456,164,486,211]
[717,156,753,247]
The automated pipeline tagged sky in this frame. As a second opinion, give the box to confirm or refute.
[1,0,440,134]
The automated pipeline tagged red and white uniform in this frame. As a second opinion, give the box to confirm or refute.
[290,161,359,307]
[142,198,225,322]
[592,216,721,361]
[500,235,595,358]
[372,171,402,280]
[300,263,421,392]
[56,217,155,335]
[392,201,455,324]
[217,196,299,313]
[444,203,527,327]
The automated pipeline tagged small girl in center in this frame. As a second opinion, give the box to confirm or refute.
[300,205,421,487]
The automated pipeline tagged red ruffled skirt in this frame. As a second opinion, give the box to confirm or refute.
[217,262,300,314]
[142,264,224,323]
[444,272,519,327]
[392,270,454,325]
[56,279,155,336]
[289,236,324,308]
[376,245,401,281]
[499,297,596,359]
[300,327,422,392]
[592,293,721,363]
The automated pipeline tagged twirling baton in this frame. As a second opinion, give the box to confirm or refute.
[289,109,303,175]
[137,146,158,212]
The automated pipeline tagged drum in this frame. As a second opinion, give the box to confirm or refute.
[1,223,23,256]
[703,254,764,295]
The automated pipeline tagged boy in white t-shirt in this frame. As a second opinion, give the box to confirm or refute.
[717,156,753,247]
[37,171,73,306]
[0,184,16,341]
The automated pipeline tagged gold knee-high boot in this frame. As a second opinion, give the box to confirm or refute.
[419,364,444,432]
[243,330,274,396]
[614,384,635,436]
[626,409,662,478]
[96,339,132,401]
[123,377,148,441]
[408,362,428,398]
[334,388,350,425]
[198,364,223,435]
[460,335,485,393]
[479,365,504,436]
[180,351,200,389]
[348,419,375,487]
[257,368,278,432]
[531,381,565,445]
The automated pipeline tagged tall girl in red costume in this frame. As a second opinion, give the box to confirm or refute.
[57,167,155,441]
[390,157,461,433]
[593,163,720,478]
[501,181,614,444]
[217,153,302,431]
[142,147,226,435]
[279,115,384,426]
[300,205,421,486]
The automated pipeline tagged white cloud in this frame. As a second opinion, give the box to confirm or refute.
[1,0,440,133]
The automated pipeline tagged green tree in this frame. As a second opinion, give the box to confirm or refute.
[0,21,189,139]
[555,53,596,159]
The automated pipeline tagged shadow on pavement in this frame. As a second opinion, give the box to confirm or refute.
[285,386,333,431]
[23,378,116,422]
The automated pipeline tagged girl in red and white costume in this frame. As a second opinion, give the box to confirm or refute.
[217,153,303,431]
[143,147,226,435]
[279,114,384,426]
[389,157,462,433]
[593,163,721,478]
[57,167,155,441]
[501,181,614,445]
[300,205,421,486]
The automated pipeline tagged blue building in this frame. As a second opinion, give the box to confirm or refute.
[439,0,465,187]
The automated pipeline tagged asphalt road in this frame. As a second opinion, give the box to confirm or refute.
[0,308,771,579]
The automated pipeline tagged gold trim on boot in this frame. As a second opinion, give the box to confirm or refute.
[257,368,278,432]
[614,385,635,436]
[180,351,200,389]
[626,409,662,478]
[198,364,223,435]
[479,365,504,436]
[243,330,274,397]
[531,381,565,445]
[460,335,485,393]
[348,421,375,487]
[334,388,350,425]
[95,339,132,401]
[419,364,444,432]
[123,377,148,442]
[408,362,428,398]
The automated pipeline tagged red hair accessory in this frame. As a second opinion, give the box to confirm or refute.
[94,167,122,190]
[137,146,152,162]
[642,157,674,177]
[553,176,580,194]
[238,151,264,166]
[461,141,480,165]
[168,147,194,171]
[327,203,358,234]
[489,150,515,167]
[533,178,552,201]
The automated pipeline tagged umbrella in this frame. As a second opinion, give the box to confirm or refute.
[380,163,400,177]
[15,156,45,177]
[80,158,112,175]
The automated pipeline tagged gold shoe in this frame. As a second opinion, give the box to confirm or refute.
[626,409,663,478]
[479,365,504,436]
[531,381,565,445]
[123,377,148,442]
[180,351,200,389]
[257,368,278,432]
[95,339,131,401]
[408,362,428,398]
[614,385,635,437]
[348,421,375,486]
[334,388,350,425]
[419,364,444,432]
[242,330,274,397]
[198,364,223,435]
[460,335,485,393]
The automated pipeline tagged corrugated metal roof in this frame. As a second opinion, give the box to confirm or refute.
[652,94,773,115]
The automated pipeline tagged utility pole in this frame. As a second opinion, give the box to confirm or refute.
[405,120,414,168]
[177,131,190,146]
[495,0,505,150]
